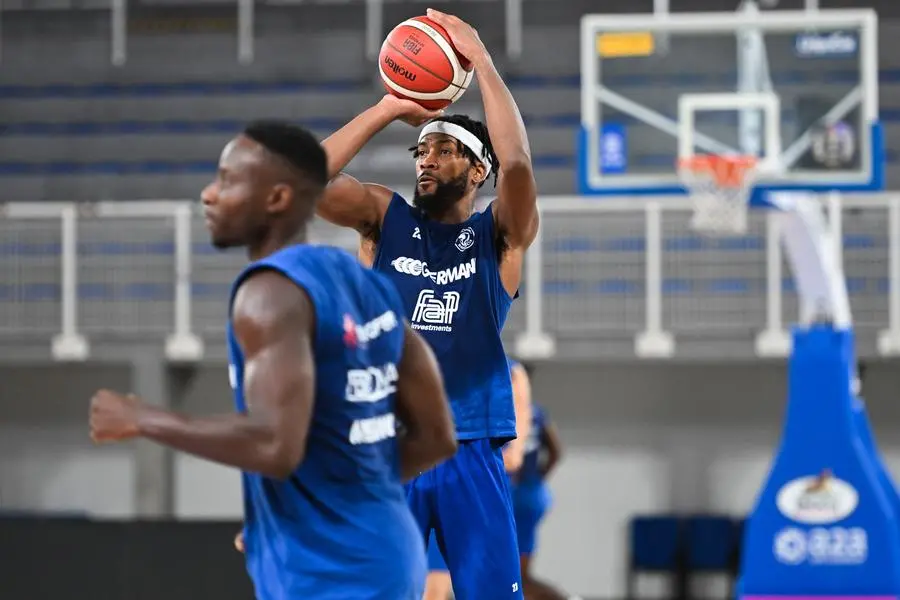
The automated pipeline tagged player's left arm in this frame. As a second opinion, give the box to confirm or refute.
[88,270,315,480]
[502,362,533,473]
[427,9,539,251]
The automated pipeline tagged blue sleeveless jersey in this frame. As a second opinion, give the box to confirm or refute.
[372,193,516,440]
[227,244,425,600]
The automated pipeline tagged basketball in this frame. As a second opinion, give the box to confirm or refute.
[378,16,474,110]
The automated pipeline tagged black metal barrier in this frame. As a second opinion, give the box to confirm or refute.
[0,517,256,600]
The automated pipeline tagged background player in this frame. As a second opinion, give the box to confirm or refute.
[511,362,569,600]
[423,357,534,600]
[316,8,539,599]
[88,121,458,599]
[505,359,534,474]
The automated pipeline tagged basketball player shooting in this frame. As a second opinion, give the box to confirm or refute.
[317,9,539,599]
[87,121,458,599]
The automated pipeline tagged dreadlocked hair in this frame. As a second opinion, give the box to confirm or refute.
[409,114,499,188]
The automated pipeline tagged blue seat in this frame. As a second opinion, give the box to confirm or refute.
[685,515,742,599]
[627,514,686,600]
[685,515,739,570]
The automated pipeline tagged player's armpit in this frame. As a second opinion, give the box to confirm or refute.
[395,323,457,480]
[126,270,316,480]
[317,173,392,237]
[493,161,540,249]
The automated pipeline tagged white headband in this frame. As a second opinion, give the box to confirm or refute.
[418,121,493,173]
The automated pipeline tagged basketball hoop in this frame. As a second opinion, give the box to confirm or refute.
[677,154,759,235]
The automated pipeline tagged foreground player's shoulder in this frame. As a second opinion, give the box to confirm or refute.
[279,243,354,268]
[316,245,397,297]
[231,269,315,348]
[363,265,407,313]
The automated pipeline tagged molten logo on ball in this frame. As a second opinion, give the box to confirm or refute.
[383,56,417,83]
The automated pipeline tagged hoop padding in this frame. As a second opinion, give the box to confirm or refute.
[678,155,759,235]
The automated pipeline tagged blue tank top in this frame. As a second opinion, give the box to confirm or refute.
[372,193,516,440]
[227,244,425,600]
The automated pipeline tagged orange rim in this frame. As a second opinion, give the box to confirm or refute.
[677,155,758,187]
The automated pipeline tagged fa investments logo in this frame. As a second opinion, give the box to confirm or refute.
[411,289,460,333]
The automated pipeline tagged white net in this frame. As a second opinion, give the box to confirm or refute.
[678,155,759,236]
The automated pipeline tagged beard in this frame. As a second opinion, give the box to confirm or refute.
[207,212,267,251]
[207,223,241,250]
[412,172,468,216]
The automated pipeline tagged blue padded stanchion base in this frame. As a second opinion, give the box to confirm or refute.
[740,324,900,599]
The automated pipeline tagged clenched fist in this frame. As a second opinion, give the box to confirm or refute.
[89,389,142,443]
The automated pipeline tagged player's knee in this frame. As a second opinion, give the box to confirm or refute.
[423,571,452,600]
[519,554,530,578]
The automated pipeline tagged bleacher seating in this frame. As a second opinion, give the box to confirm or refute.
[0,76,579,200]
[0,2,894,345]
[627,514,743,600]
[627,514,686,600]
[2,6,899,202]
[5,70,900,200]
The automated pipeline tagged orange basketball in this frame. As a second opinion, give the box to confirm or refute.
[378,16,474,110]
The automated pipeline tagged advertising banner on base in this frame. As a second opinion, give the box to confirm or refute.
[741,326,900,599]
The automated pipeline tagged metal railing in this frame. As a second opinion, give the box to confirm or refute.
[514,192,900,360]
[0,192,898,361]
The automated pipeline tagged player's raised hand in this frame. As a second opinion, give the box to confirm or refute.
[426,8,487,64]
[234,531,245,553]
[89,389,142,443]
[378,94,443,127]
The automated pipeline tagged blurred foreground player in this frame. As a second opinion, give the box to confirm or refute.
[512,363,568,600]
[423,358,534,600]
[88,121,457,600]
[317,9,539,599]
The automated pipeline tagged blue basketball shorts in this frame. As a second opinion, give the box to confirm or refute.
[427,530,447,571]
[511,483,552,556]
[406,438,523,600]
